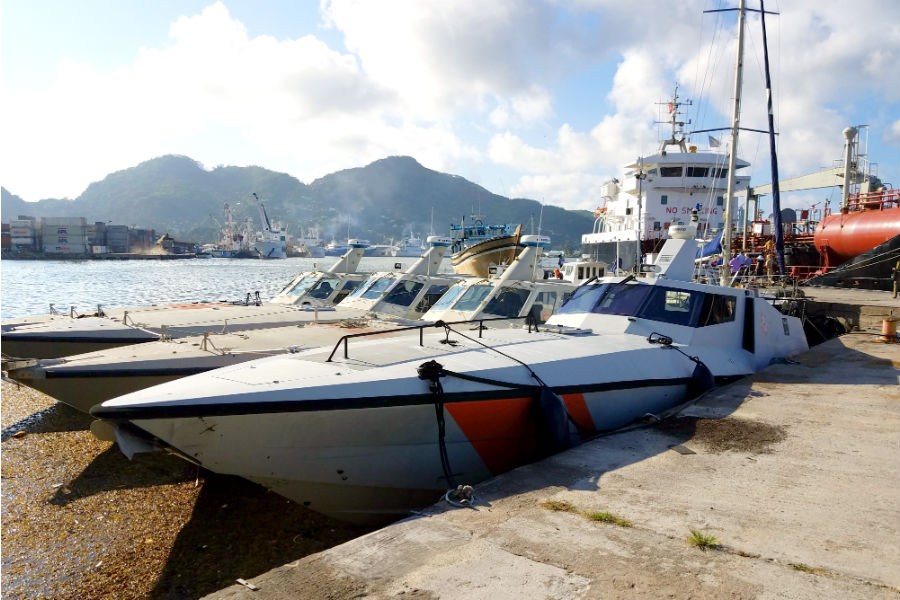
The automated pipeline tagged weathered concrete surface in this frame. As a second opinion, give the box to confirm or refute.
[205,334,900,600]
[799,287,899,332]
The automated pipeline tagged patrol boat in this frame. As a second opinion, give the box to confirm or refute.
[92,221,808,524]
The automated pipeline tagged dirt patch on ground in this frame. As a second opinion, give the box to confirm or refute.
[655,416,787,454]
[1,382,372,600]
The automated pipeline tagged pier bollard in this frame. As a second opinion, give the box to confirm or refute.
[881,317,899,343]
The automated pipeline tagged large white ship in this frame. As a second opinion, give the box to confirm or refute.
[582,87,750,271]
[251,193,287,259]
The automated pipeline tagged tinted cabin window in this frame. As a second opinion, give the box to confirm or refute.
[716,196,724,206]
[348,274,379,299]
[285,276,318,296]
[637,287,703,326]
[414,284,450,313]
[334,279,362,303]
[307,276,341,299]
[452,285,494,311]
[593,284,652,316]
[383,280,424,307]
[714,168,729,178]
[556,283,605,315]
[430,285,465,311]
[661,195,668,205]
[484,287,531,317]
[660,166,682,177]
[686,166,709,177]
[698,293,736,326]
[361,276,396,299]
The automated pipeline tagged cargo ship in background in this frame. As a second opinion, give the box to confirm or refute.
[583,103,898,290]
[581,86,749,273]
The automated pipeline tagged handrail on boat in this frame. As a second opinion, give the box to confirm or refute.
[325,314,541,362]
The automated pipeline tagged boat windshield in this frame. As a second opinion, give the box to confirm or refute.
[557,282,716,327]
[429,285,466,311]
[483,287,531,317]
[414,284,450,313]
[382,280,424,307]
[284,275,320,296]
[555,282,650,317]
[347,274,380,299]
[306,276,342,299]
[451,284,494,312]
[361,275,396,300]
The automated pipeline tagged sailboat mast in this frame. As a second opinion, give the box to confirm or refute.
[720,0,746,284]
[760,0,784,276]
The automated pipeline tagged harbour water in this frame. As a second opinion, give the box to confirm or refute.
[0,256,442,320]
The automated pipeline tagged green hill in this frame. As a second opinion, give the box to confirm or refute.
[1,155,594,251]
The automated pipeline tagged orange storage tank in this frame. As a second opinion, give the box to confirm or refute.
[814,198,900,265]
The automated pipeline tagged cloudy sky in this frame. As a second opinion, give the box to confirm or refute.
[2,0,898,217]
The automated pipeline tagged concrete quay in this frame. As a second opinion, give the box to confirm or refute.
[204,332,899,600]
[798,286,898,332]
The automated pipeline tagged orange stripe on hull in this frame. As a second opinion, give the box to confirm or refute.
[561,393,596,438]
[446,397,536,475]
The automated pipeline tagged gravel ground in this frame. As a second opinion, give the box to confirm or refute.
[1,381,372,599]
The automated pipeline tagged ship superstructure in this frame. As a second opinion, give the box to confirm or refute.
[582,87,750,271]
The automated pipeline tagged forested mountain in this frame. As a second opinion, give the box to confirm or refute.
[1,155,594,251]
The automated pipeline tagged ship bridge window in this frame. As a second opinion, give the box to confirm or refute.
[452,284,494,312]
[383,280,424,307]
[430,285,466,311]
[484,287,531,317]
[659,166,682,177]
[714,168,729,178]
[360,275,396,299]
[637,287,703,326]
[686,167,709,177]
[347,274,380,299]
[647,168,658,175]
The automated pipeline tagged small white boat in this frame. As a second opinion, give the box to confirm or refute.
[392,232,425,257]
[92,222,809,524]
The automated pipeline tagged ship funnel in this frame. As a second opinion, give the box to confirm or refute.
[405,236,452,276]
[327,240,368,273]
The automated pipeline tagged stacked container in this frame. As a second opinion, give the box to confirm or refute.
[42,217,88,255]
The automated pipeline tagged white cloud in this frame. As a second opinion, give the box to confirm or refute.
[1,0,897,217]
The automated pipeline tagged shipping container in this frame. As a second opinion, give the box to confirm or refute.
[42,217,87,227]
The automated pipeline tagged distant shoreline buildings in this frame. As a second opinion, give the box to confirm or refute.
[1,215,198,258]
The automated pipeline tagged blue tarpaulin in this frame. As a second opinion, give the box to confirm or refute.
[695,231,723,259]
